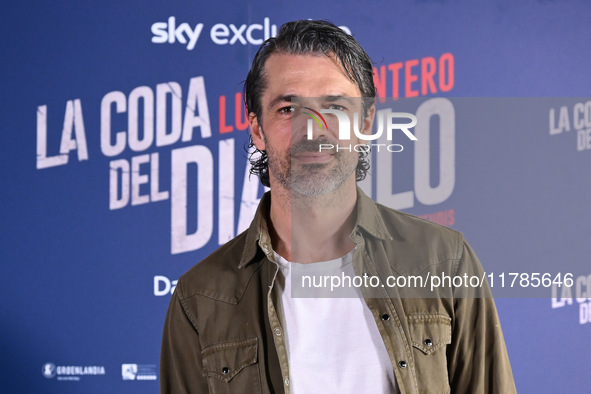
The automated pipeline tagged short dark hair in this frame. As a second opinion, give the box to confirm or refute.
[244,20,375,187]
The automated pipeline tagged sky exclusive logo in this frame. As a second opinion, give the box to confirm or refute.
[305,108,418,152]
[151,17,278,50]
[151,17,353,50]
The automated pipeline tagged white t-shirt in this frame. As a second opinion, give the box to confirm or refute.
[274,250,396,393]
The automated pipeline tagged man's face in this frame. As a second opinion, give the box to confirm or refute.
[249,53,373,196]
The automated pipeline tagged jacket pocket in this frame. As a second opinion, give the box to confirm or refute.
[408,313,451,394]
[201,337,261,394]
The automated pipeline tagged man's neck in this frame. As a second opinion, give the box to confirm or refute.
[268,178,358,263]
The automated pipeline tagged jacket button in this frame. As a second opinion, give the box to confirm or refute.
[381,314,391,321]
[398,360,408,368]
[222,367,230,374]
[424,338,433,347]
[274,328,282,336]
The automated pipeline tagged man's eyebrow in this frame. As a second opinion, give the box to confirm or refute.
[268,95,298,109]
[267,94,357,109]
[323,95,357,104]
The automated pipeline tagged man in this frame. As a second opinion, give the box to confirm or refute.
[161,20,516,393]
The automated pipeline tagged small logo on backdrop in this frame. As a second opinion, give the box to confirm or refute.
[42,363,56,379]
[42,362,106,381]
[122,364,158,381]
[122,364,138,380]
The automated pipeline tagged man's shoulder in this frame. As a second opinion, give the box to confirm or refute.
[176,230,262,302]
[372,202,466,270]
[357,188,463,253]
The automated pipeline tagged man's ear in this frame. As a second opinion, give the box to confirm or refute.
[360,104,376,137]
[249,112,266,150]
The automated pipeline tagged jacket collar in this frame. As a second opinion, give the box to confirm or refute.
[353,187,393,241]
[238,192,271,269]
[238,187,393,268]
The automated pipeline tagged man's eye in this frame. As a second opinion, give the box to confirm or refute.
[327,104,345,111]
[279,106,295,115]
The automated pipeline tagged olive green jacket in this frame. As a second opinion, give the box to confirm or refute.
[161,189,516,393]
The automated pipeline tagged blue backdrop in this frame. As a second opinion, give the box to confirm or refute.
[1,1,590,392]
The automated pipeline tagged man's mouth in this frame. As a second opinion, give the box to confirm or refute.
[292,151,335,164]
